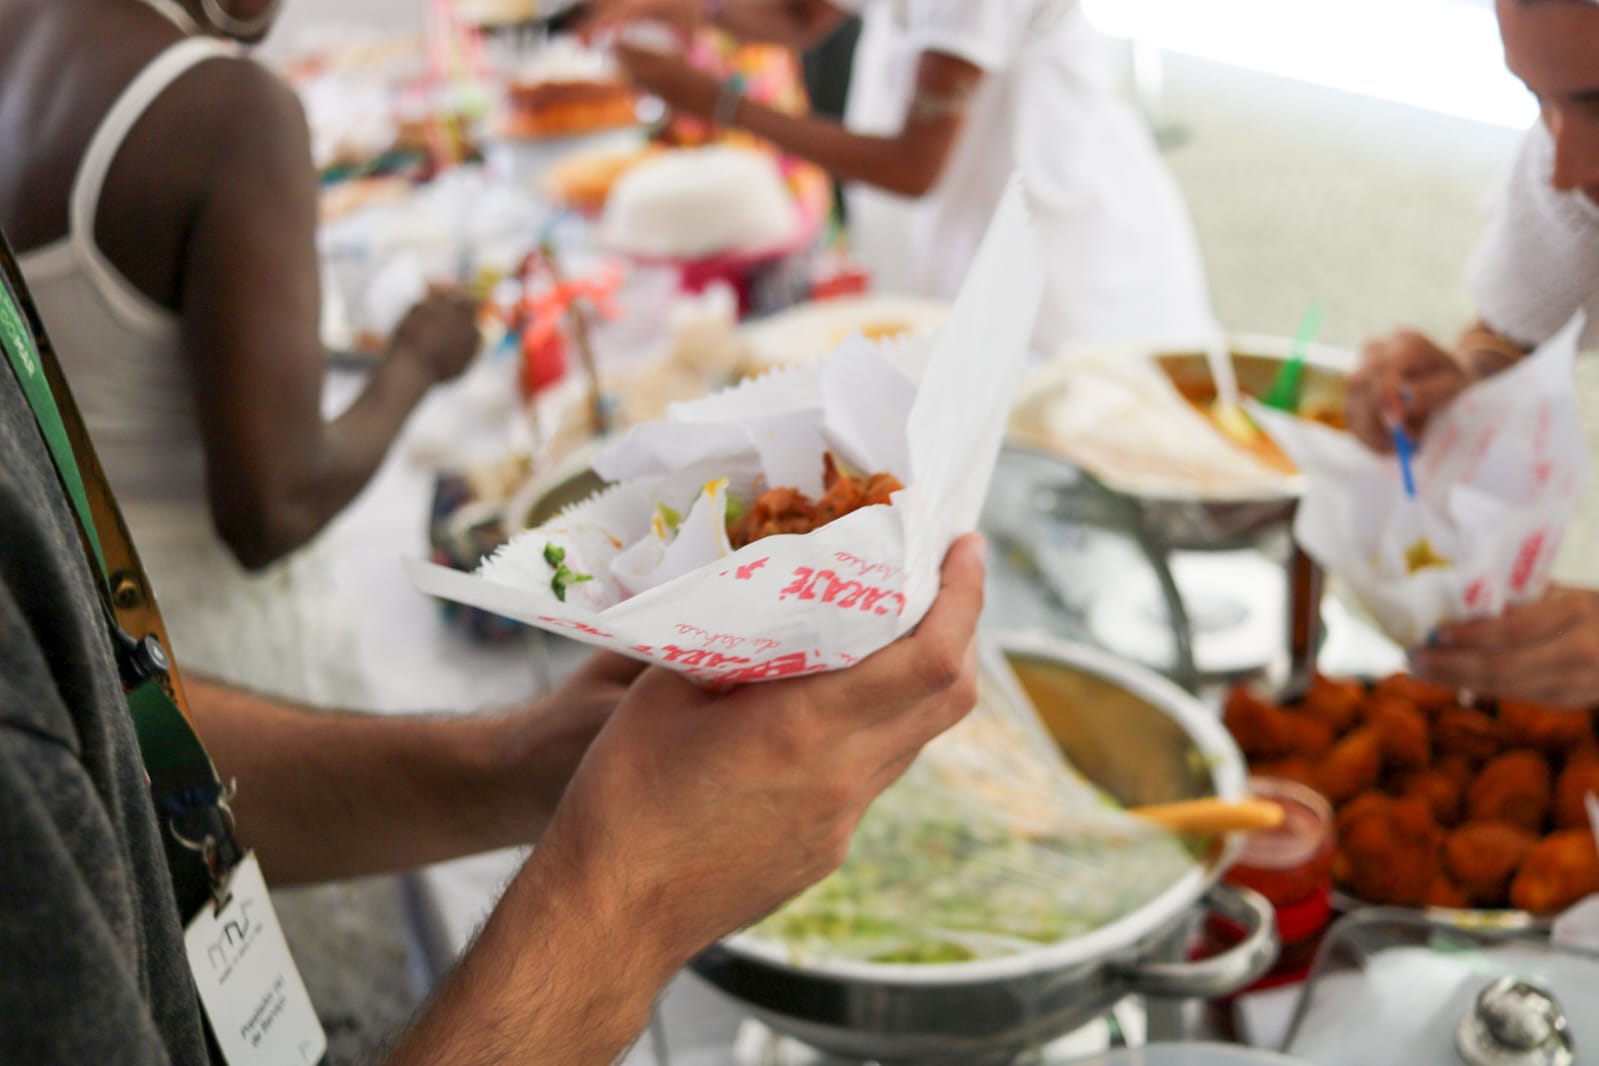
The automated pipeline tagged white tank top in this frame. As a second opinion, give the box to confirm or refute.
[18,36,239,533]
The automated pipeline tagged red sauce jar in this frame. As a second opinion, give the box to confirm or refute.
[1207,776,1336,991]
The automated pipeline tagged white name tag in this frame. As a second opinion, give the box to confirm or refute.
[184,853,327,1066]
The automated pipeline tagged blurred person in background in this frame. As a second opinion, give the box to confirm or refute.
[0,0,480,704]
[585,0,1215,355]
[1345,0,1599,709]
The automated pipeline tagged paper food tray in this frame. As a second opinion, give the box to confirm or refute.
[407,177,1044,684]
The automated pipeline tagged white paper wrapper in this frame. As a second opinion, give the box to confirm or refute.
[407,178,1043,683]
[1254,318,1589,648]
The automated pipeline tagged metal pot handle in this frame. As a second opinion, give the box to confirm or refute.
[1110,883,1279,1000]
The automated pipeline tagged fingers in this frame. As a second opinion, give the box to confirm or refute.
[1411,638,1593,709]
[579,649,653,689]
[1412,591,1599,708]
[855,637,980,774]
[1432,594,1578,651]
[1345,330,1466,453]
[813,533,986,726]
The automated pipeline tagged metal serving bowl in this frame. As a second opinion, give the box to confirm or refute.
[692,634,1277,1066]
[1008,334,1353,553]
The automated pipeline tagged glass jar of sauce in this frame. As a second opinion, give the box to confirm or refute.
[1207,776,1336,991]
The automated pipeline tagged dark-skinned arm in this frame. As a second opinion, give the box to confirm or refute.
[615,43,981,197]
[177,64,477,571]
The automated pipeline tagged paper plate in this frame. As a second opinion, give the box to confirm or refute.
[741,295,950,372]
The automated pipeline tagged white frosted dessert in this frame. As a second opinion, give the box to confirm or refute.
[601,146,800,260]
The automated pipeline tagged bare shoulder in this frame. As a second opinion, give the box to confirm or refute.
[158,53,311,174]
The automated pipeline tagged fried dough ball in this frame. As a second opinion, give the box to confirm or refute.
[1338,796,1440,906]
[1436,754,1476,793]
[1286,715,1337,761]
[1335,791,1395,837]
[1225,688,1296,762]
[1365,696,1431,772]
[1426,875,1471,910]
[1553,755,1599,830]
[1225,690,1334,762]
[1510,829,1599,914]
[1300,674,1365,734]
[1466,751,1552,833]
[1441,821,1537,906]
[1396,768,1465,826]
[1373,674,1458,716]
[1315,727,1384,804]
[1498,701,1595,755]
[1433,707,1507,764]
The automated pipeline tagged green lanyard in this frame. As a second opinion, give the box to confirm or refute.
[0,269,106,574]
[0,242,241,890]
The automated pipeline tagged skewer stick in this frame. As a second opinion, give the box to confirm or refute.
[1131,797,1285,835]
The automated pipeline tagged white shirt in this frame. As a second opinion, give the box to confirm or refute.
[1468,121,1599,351]
[838,0,1214,354]
[1469,123,1599,586]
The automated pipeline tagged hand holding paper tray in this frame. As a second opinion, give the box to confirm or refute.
[1252,322,1590,648]
[407,178,1043,684]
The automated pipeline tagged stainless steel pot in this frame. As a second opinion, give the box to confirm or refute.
[692,635,1277,1066]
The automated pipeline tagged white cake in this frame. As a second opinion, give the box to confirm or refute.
[600,146,800,260]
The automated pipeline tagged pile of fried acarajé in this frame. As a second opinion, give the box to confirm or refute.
[1225,673,1599,914]
[728,454,902,549]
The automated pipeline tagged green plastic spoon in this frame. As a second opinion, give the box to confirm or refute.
[1263,303,1326,412]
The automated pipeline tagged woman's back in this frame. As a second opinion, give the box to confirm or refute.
[1,0,266,521]
[12,27,242,513]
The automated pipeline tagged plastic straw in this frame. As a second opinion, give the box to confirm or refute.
[1263,302,1325,412]
[1392,424,1418,498]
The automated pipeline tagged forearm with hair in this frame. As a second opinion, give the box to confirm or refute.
[184,677,574,885]
[386,843,673,1066]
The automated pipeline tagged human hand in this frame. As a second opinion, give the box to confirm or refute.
[612,42,721,120]
[490,651,650,839]
[389,288,481,384]
[1344,329,1474,453]
[1409,586,1599,710]
[531,534,987,969]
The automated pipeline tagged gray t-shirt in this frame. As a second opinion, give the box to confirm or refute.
[0,352,210,1063]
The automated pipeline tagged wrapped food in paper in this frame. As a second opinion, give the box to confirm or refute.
[748,649,1195,964]
[1253,320,1589,648]
[406,178,1042,683]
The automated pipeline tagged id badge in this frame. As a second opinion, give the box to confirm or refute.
[184,852,327,1066]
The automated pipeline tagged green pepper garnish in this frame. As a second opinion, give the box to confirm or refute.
[544,542,593,602]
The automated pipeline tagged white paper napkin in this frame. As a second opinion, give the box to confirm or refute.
[407,177,1043,683]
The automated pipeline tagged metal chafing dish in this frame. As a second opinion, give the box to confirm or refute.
[998,337,1353,692]
[1007,336,1352,552]
[692,634,1278,1066]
